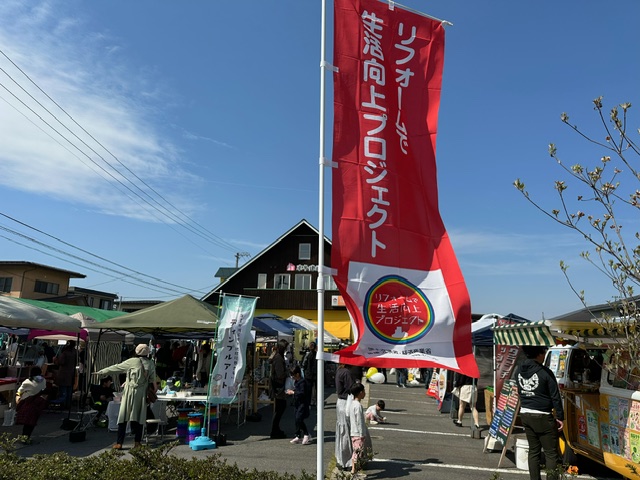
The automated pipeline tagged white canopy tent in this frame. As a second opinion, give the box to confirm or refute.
[287,315,341,345]
[0,296,82,332]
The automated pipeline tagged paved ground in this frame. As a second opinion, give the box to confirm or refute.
[0,378,623,479]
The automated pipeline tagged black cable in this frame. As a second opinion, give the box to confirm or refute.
[0,49,239,252]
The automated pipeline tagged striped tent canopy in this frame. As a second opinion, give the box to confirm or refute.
[492,320,611,347]
[492,320,556,346]
[550,319,634,344]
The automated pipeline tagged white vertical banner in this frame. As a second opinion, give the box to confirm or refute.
[208,295,257,404]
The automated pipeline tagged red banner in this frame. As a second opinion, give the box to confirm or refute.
[331,0,477,377]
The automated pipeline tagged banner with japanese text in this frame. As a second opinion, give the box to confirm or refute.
[494,317,524,395]
[331,0,478,377]
[208,295,257,404]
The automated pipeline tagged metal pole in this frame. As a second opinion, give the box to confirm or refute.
[316,0,328,477]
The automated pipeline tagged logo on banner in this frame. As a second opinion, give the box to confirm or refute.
[363,275,434,345]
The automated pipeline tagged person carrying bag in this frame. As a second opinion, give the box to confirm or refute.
[96,344,156,450]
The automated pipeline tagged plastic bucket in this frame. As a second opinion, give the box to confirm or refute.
[515,437,529,470]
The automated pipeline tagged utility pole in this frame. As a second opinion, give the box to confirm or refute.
[235,252,250,267]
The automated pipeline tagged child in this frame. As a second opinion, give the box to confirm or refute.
[286,365,312,445]
[365,399,386,424]
[348,383,369,477]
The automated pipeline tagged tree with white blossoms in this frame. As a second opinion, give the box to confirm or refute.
[514,96,640,383]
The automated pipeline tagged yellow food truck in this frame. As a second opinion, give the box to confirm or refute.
[545,344,640,478]
[492,320,640,479]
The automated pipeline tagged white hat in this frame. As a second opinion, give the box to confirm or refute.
[135,344,150,356]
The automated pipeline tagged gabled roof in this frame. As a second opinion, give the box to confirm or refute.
[0,261,85,278]
[548,297,640,323]
[201,219,331,301]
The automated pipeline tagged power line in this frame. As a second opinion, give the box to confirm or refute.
[0,48,240,253]
[0,77,231,254]
[0,215,214,297]
[0,229,188,296]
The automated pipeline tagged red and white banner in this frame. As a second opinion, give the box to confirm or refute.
[331,0,478,377]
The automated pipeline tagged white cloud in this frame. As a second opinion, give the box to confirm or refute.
[448,228,595,277]
[181,129,234,149]
[0,0,197,222]
[448,228,582,255]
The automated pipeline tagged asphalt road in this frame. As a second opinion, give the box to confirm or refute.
[2,378,623,480]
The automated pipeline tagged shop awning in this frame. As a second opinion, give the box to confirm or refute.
[492,320,556,346]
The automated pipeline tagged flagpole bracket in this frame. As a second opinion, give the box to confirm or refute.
[321,157,338,169]
[318,265,337,277]
[320,60,338,73]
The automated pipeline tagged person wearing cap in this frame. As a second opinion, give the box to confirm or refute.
[96,343,156,450]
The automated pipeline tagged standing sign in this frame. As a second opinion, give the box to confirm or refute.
[331,0,477,377]
[486,379,521,466]
[208,295,257,404]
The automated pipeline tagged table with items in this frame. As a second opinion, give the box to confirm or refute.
[155,394,218,442]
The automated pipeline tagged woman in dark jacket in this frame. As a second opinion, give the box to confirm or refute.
[54,340,77,408]
[268,339,289,439]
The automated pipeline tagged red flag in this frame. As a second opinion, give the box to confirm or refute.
[331,0,478,377]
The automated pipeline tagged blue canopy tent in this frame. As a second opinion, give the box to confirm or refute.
[252,315,307,339]
[471,313,531,416]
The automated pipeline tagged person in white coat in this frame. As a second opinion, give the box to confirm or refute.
[348,382,371,477]
[97,344,156,450]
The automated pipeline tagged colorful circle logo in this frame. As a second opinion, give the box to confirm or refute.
[363,275,434,345]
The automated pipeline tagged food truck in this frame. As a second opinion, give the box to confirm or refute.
[545,344,640,478]
[492,320,640,479]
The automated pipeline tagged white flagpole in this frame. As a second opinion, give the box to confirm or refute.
[317,0,328,477]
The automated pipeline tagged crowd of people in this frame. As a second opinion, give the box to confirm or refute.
[3,337,217,446]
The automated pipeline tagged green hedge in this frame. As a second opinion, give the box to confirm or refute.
[0,436,315,480]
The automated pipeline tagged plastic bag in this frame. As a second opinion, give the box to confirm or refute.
[2,408,15,427]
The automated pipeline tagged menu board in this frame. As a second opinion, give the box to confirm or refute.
[489,379,520,444]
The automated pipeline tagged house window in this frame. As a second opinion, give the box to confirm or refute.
[324,275,338,291]
[34,280,59,295]
[99,299,111,310]
[87,297,94,307]
[0,277,12,293]
[257,273,267,289]
[299,243,311,260]
[295,274,312,290]
[274,274,290,290]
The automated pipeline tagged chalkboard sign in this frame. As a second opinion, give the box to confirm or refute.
[488,379,520,444]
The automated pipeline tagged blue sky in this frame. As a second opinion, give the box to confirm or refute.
[0,0,638,321]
